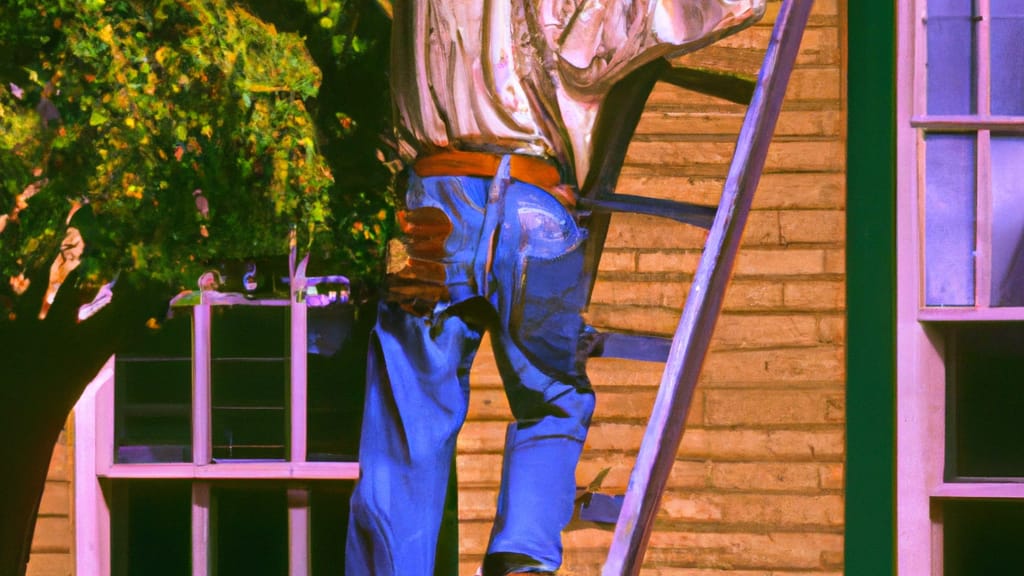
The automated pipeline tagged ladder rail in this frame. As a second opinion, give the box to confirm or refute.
[601,0,815,573]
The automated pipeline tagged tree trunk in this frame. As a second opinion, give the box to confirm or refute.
[0,272,165,576]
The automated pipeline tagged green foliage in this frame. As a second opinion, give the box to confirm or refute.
[0,0,394,304]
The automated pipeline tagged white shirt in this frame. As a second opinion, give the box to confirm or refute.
[391,0,766,186]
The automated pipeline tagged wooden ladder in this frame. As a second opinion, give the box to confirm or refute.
[577,0,816,573]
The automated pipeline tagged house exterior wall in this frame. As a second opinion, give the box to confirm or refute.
[458,0,848,573]
[28,425,74,576]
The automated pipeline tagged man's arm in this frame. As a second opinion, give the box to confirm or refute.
[555,0,766,94]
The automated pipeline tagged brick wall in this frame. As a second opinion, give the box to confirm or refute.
[459,0,846,574]
[28,426,74,576]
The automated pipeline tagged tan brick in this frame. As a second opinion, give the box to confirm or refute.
[605,213,708,250]
[30,517,71,554]
[743,211,784,246]
[819,463,845,490]
[468,386,662,423]
[458,420,511,453]
[578,455,641,491]
[666,459,714,490]
[585,357,666,388]
[636,109,842,139]
[722,280,786,310]
[584,422,647,452]
[457,520,493,555]
[782,280,845,309]
[678,428,846,460]
[37,482,70,517]
[701,347,845,383]
[817,314,846,345]
[825,395,845,422]
[466,388,512,420]
[783,68,843,102]
[710,314,821,350]
[645,531,844,570]
[590,279,688,308]
[46,441,69,482]
[734,248,827,276]
[634,565,770,569]
[585,304,681,335]
[824,248,845,273]
[459,487,500,521]
[593,389,663,420]
[710,462,823,491]
[625,140,842,174]
[675,27,841,69]
[613,172,845,211]
[596,250,637,273]
[25,552,72,576]
[661,493,844,526]
[703,388,845,426]
[562,528,614,550]
[756,172,846,209]
[635,251,703,274]
[779,210,845,244]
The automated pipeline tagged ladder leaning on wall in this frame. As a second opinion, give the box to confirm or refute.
[574,0,816,573]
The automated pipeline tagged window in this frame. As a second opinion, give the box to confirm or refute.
[74,291,364,576]
[898,0,1024,574]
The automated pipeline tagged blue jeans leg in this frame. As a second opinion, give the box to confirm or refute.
[346,301,482,575]
[482,324,596,574]
[481,182,596,574]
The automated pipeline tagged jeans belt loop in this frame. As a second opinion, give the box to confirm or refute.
[472,155,513,297]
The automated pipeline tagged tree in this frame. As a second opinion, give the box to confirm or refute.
[0,1,391,573]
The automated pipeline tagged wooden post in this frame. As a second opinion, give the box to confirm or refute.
[602,1,814,573]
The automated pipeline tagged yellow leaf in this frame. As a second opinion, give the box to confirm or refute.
[98,24,114,45]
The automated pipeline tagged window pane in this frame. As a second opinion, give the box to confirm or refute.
[991,135,1024,305]
[111,481,191,576]
[212,360,288,460]
[925,134,977,306]
[991,0,1024,115]
[115,360,192,463]
[214,486,289,576]
[115,315,192,462]
[927,0,977,114]
[944,500,1024,575]
[212,306,288,358]
[307,304,367,462]
[947,323,1024,478]
[310,482,354,576]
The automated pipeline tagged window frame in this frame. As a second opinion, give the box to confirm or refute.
[74,294,360,576]
[897,0,1024,574]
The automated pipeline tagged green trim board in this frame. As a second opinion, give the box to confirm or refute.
[845,0,897,575]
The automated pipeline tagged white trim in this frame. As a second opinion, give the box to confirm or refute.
[897,0,940,573]
[74,358,114,576]
[98,462,359,480]
[193,303,212,466]
[290,295,308,463]
[192,482,211,576]
[287,487,311,576]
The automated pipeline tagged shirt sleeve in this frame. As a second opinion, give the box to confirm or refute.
[554,0,767,94]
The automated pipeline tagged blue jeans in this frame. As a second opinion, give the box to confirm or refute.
[346,160,596,575]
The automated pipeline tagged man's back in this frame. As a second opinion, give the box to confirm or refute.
[390,0,766,186]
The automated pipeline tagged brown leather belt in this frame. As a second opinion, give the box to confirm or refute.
[413,149,576,208]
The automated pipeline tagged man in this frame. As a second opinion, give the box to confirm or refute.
[346,0,765,574]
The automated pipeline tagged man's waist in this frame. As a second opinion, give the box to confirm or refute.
[413,149,577,209]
